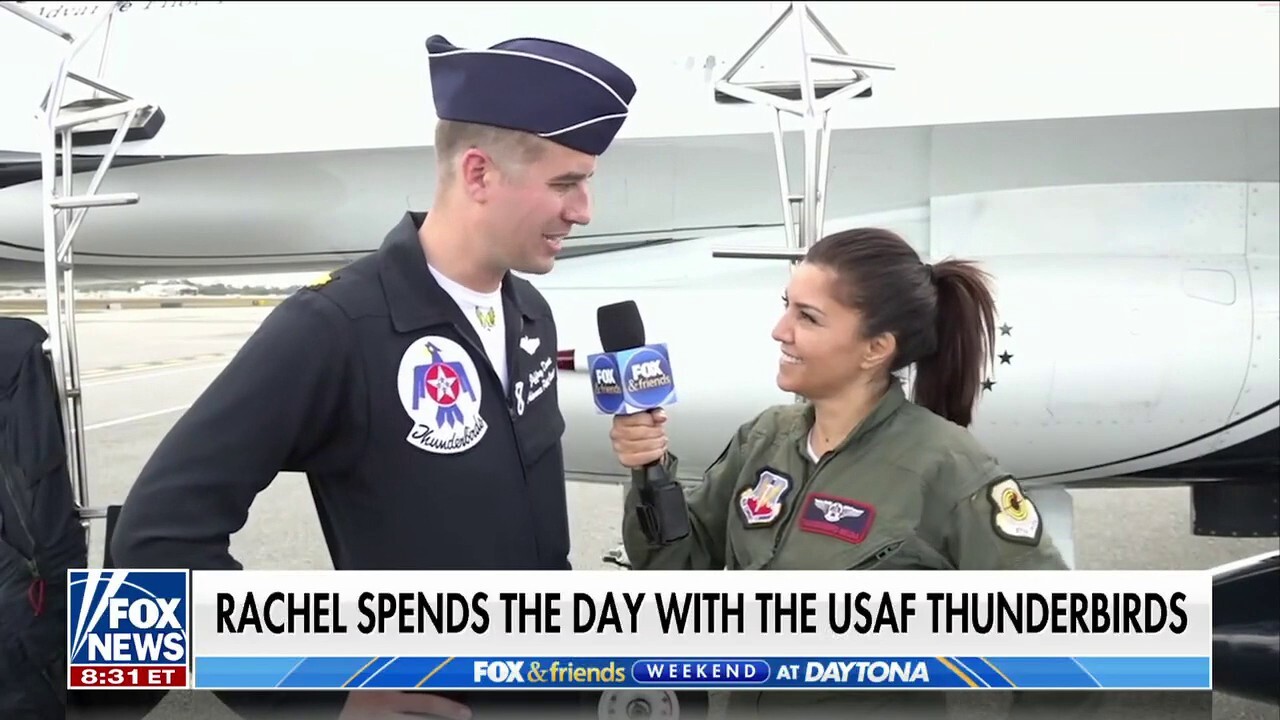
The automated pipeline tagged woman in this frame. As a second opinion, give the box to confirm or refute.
[611,227,1077,718]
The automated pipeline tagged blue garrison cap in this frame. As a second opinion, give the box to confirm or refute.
[426,34,637,156]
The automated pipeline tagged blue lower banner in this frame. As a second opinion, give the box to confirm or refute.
[192,656,1210,691]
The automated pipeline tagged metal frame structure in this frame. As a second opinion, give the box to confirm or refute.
[711,1,894,264]
[1,0,160,549]
[599,14,898,716]
[601,1,893,548]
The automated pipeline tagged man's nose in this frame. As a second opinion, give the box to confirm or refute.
[564,189,592,226]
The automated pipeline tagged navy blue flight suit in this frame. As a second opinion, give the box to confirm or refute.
[111,212,589,717]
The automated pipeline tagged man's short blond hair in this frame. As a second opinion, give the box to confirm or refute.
[434,119,549,182]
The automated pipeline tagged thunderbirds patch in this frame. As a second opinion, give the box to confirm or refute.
[397,335,488,454]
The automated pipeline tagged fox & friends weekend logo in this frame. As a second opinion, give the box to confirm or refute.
[67,569,190,689]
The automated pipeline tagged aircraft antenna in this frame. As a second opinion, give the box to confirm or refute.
[710,1,894,263]
[1,0,164,556]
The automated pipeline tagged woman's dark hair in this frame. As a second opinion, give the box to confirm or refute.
[804,227,996,427]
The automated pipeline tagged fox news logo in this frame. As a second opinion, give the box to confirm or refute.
[67,570,189,689]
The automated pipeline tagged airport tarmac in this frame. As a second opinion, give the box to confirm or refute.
[14,305,1279,720]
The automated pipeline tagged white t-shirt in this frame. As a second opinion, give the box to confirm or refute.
[807,429,822,463]
[428,264,508,394]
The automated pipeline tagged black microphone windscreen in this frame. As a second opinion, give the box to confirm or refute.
[597,300,645,352]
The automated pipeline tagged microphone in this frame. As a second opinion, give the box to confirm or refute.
[591,301,689,545]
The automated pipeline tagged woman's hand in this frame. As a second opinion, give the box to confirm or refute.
[610,409,669,468]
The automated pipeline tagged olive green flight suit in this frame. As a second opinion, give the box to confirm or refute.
[622,381,1092,719]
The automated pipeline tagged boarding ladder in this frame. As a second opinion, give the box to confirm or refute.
[711,0,894,263]
[1,0,164,560]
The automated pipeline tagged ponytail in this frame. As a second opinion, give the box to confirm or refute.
[804,227,998,428]
[911,260,997,427]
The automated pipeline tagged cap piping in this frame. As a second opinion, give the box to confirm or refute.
[429,47,631,111]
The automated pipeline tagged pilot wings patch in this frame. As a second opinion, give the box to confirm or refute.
[814,498,865,522]
[799,492,875,544]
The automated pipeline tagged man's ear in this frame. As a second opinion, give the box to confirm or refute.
[458,148,496,201]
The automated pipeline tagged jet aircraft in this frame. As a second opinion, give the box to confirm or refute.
[2,1,1276,710]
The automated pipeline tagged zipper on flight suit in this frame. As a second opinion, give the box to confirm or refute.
[759,443,904,570]
[850,539,907,569]
[453,327,532,487]
[452,327,544,562]
[759,446,837,569]
[454,329,525,464]
[1,462,44,614]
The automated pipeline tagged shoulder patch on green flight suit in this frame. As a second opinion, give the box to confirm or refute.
[986,477,1042,546]
[738,466,793,528]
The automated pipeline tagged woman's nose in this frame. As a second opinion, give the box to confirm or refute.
[771,315,790,343]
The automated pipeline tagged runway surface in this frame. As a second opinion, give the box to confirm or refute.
[18,306,1279,720]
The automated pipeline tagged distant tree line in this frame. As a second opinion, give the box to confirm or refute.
[195,283,300,296]
[63,280,299,296]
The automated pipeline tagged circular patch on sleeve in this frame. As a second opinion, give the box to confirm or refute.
[987,477,1042,546]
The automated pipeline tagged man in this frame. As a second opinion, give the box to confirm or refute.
[110,33,637,719]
